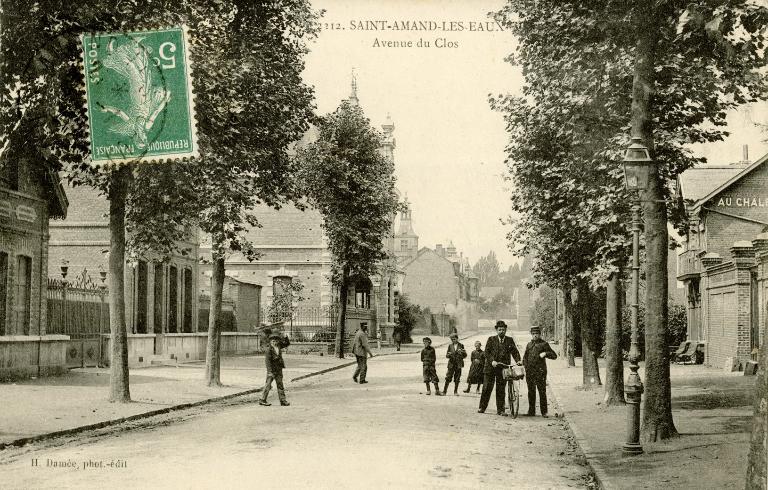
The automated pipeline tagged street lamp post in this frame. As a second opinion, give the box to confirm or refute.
[621,136,653,456]
[98,266,107,368]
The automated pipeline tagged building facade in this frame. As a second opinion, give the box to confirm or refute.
[676,150,767,369]
[199,84,404,341]
[0,157,69,380]
[48,185,201,336]
[401,244,479,333]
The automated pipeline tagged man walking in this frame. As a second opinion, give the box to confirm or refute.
[259,332,291,407]
[522,325,557,417]
[352,322,374,384]
[478,320,521,416]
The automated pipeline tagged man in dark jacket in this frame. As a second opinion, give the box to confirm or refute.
[522,326,557,417]
[478,320,521,415]
[259,332,291,407]
[442,333,466,396]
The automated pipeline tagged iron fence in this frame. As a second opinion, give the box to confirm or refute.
[261,304,339,342]
[46,277,109,368]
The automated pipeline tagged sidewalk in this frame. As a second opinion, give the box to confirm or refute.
[547,358,756,489]
[0,336,455,449]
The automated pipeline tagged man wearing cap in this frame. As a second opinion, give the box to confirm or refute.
[259,332,291,407]
[442,333,466,396]
[352,323,374,384]
[478,320,521,415]
[522,326,557,417]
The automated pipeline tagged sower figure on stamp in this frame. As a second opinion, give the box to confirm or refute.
[478,320,521,416]
[352,323,374,384]
[522,326,557,417]
[442,333,466,396]
[259,332,291,407]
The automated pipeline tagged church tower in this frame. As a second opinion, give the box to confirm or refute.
[394,196,419,263]
[379,113,395,163]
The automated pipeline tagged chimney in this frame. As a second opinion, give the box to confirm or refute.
[436,244,444,256]
[741,144,749,165]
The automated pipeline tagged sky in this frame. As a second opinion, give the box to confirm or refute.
[301,0,768,270]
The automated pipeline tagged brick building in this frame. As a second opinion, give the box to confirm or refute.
[48,185,201,336]
[676,149,767,369]
[0,157,69,380]
[199,82,404,340]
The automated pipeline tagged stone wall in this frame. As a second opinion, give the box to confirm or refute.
[0,335,69,381]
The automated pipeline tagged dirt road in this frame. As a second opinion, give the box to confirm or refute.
[0,333,594,489]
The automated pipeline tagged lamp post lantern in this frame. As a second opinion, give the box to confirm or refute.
[621,136,652,456]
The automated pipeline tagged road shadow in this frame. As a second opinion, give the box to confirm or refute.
[5,372,176,387]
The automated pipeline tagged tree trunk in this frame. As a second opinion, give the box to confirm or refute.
[563,288,576,367]
[631,1,678,442]
[577,280,602,388]
[604,273,625,405]
[205,250,225,387]
[334,265,350,358]
[108,165,132,403]
[745,321,767,488]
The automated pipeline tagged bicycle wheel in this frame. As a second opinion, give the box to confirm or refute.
[508,380,519,418]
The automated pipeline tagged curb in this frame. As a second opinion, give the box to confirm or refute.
[0,386,263,451]
[547,383,610,489]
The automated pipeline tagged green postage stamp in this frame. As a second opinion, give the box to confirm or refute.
[81,27,197,164]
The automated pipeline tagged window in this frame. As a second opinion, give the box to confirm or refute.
[14,255,31,335]
[153,263,164,333]
[183,268,193,333]
[273,276,292,297]
[136,261,148,334]
[355,290,370,309]
[400,240,408,251]
[0,252,7,335]
[168,266,178,333]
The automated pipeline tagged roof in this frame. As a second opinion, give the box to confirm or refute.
[677,165,747,205]
[678,151,768,212]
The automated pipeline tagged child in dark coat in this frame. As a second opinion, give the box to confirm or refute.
[463,341,485,393]
[420,337,443,396]
[259,332,291,407]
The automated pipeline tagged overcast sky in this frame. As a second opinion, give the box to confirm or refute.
[301,0,768,269]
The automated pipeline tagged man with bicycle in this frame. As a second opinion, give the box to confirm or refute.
[478,320,521,416]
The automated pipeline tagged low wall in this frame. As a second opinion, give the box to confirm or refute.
[102,332,263,367]
[0,335,70,381]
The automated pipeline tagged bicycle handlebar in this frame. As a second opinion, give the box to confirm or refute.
[495,362,523,367]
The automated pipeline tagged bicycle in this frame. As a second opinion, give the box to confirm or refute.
[498,362,525,418]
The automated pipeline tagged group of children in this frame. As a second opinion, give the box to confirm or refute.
[420,333,485,396]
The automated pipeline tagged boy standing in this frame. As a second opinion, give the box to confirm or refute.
[442,333,466,396]
[522,326,557,417]
[259,332,291,407]
[420,337,444,396]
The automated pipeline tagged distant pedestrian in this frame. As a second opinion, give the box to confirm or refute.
[442,333,466,396]
[259,332,291,407]
[478,320,521,416]
[392,328,403,352]
[420,337,443,395]
[352,323,374,384]
[522,326,557,417]
[463,341,485,393]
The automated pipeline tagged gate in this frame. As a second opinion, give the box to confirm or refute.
[47,273,109,368]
